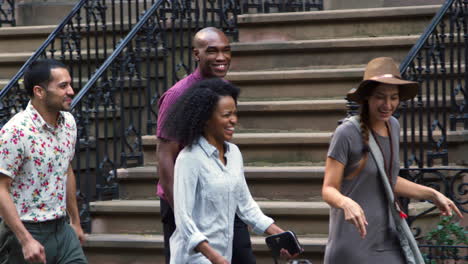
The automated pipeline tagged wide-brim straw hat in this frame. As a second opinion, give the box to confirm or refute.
[347,57,419,103]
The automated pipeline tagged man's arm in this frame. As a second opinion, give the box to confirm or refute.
[66,164,85,244]
[0,174,46,263]
[156,139,180,208]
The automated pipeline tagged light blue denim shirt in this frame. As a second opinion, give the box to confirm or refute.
[169,137,274,263]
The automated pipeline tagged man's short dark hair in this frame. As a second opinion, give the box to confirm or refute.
[23,59,68,97]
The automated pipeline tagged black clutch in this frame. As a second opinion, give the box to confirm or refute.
[265,230,303,258]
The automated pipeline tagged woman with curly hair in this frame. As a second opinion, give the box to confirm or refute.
[162,78,294,264]
[322,57,463,264]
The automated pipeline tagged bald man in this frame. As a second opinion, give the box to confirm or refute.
[156,27,256,264]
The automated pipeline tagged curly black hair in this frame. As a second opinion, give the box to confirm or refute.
[161,78,240,147]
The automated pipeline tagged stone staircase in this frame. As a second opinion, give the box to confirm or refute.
[1,3,465,264]
[82,4,468,264]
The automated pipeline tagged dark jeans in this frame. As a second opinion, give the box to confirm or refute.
[0,218,87,264]
[160,198,256,264]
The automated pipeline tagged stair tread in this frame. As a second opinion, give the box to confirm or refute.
[143,130,468,145]
[117,166,326,180]
[90,199,437,216]
[228,67,364,81]
[238,100,345,112]
[238,5,439,24]
[232,35,419,51]
[84,233,328,250]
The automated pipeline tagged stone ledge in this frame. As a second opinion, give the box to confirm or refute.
[232,35,419,52]
[89,200,331,216]
[227,68,363,82]
[143,130,468,147]
[84,233,328,251]
[89,200,437,217]
[238,100,346,112]
[238,5,439,25]
[117,166,325,181]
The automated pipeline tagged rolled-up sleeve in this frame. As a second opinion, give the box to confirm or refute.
[235,154,274,234]
[173,153,208,254]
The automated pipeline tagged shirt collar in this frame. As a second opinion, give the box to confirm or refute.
[26,101,65,131]
[192,67,203,81]
[198,136,230,158]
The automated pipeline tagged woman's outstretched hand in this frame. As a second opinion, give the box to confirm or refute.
[339,196,368,239]
[432,191,463,218]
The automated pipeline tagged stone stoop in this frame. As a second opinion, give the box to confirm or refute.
[83,4,468,264]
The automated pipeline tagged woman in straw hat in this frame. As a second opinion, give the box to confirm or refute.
[322,57,463,263]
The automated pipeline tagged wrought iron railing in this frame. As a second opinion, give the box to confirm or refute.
[396,0,468,214]
[0,0,167,127]
[420,245,468,263]
[0,0,14,26]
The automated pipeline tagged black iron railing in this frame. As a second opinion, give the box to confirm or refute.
[0,0,14,26]
[420,245,468,263]
[0,0,166,127]
[396,0,468,214]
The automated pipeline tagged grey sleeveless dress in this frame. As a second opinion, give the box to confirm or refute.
[324,117,406,264]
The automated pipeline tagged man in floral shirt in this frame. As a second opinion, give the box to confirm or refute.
[0,59,87,263]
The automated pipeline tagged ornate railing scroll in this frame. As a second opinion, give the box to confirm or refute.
[0,0,14,26]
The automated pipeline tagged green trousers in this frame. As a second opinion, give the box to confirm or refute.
[0,218,87,264]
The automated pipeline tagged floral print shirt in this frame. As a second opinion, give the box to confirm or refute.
[0,101,76,222]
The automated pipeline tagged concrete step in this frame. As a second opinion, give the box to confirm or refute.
[228,68,362,100]
[237,99,346,132]
[0,24,132,53]
[228,66,459,100]
[237,97,463,132]
[238,5,437,42]
[230,35,418,71]
[90,200,330,235]
[83,233,326,264]
[0,46,170,80]
[89,200,438,237]
[142,130,468,166]
[117,166,324,201]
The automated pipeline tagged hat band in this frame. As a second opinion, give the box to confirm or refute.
[369,74,401,81]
